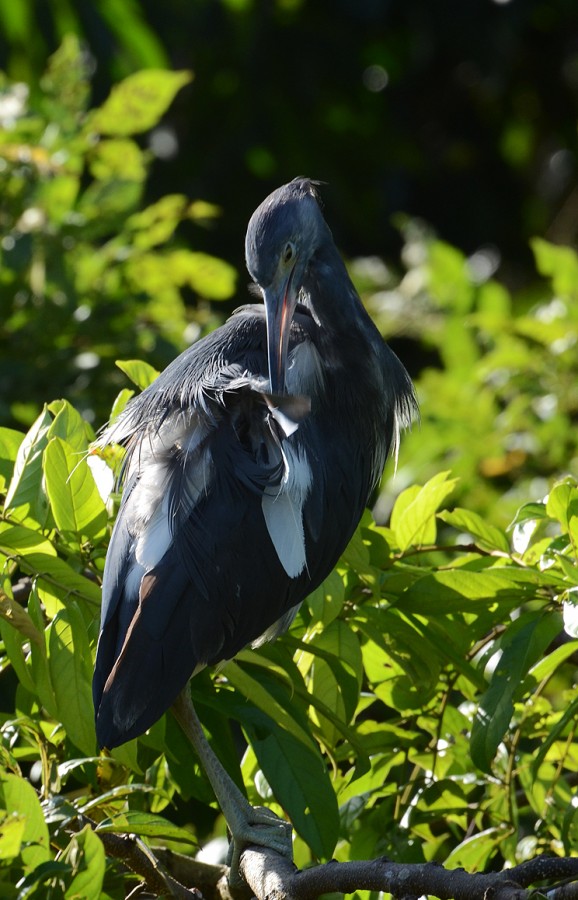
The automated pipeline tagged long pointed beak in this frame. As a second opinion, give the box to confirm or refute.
[264,267,298,394]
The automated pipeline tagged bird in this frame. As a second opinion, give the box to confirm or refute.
[92,177,417,875]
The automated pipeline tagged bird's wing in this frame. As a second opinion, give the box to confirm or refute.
[93,309,317,747]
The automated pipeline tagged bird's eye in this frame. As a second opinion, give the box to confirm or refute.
[283,242,295,264]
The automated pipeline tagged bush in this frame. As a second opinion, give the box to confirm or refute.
[0,37,236,429]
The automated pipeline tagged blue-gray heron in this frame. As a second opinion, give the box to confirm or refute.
[93,177,417,874]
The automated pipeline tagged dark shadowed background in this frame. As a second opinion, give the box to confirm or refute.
[2,0,577,279]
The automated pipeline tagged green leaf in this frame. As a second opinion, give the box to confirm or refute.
[43,436,108,539]
[0,586,43,649]
[109,387,136,422]
[47,603,97,755]
[359,608,446,703]
[391,471,458,551]
[77,177,142,221]
[0,427,24,492]
[62,825,105,900]
[237,646,369,769]
[546,478,578,533]
[14,859,73,895]
[27,587,58,718]
[224,661,315,751]
[4,407,52,525]
[89,138,147,182]
[427,239,475,312]
[0,523,101,606]
[438,507,510,553]
[41,33,90,114]
[306,569,345,627]
[89,69,192,136]
[169,249,237,300]
[0,522,57,558]
[244,714,340,859]
[37,174,80,224]
[401,567,538,615]
[0,811,25,862]
[528,639,578,685]
[530,693,578,778]
[47,399,92,453]
[8,551,102,609]
[96,811,197,846]
[306,621,362,744]
[0,772,50,871]
[444,827,505,871]
[470,613,562,772]
[531,237,578,299]
[508,501,549,529]
[127,194,189,247]
[115,358,159,390]
[340,525,372,574]
[0,613,37,695]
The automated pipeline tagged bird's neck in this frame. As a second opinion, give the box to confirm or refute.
[303,242,380,345]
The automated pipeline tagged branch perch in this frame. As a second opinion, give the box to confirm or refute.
[96,824,578,900]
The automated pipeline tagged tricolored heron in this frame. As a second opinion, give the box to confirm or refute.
[92,177,417,875]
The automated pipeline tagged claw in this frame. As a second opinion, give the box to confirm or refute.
[226,806,293,887]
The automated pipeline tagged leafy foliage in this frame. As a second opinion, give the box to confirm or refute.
[1,43,578,900]
[363,223,578,529]
[0,38,235,429]
[1,391,578,893]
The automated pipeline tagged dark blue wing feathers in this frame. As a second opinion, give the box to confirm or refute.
[93,298,417,749]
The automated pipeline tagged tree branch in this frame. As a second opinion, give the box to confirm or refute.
[237,849,578,900]
[96,824,578,900]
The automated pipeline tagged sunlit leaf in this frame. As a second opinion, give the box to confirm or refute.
[89,138,147,182]
[0,811,25,862]
[115,358,160,390]
[43,436,108,539]
[438,507,510,553]
[391,471,458,551]
[127,194,189,248]
[0,427,23,492]
[61,825,105,899]
[4,407,52,525]
[0,772,50,871]
[48,603,97,755]
[96,811,197,846]
[169,248,237,300]
[89,69,192,136]
[47,399,93,453]
[531,237,578,299]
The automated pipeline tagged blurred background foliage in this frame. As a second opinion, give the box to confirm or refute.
[2,0,578,271]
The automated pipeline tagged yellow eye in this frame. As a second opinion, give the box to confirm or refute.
[283,242,295,263]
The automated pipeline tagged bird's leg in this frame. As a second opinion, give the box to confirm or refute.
[172,689,293,884]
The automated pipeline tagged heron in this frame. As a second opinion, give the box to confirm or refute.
[92,177,417,876]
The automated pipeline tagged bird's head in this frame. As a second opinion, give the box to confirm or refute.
[245,177,327,394]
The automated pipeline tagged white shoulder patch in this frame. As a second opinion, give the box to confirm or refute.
[262,443,312,578]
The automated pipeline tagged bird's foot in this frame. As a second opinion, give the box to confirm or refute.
[227,804,293,886]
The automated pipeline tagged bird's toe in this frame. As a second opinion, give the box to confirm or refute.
[226,805,293,885]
